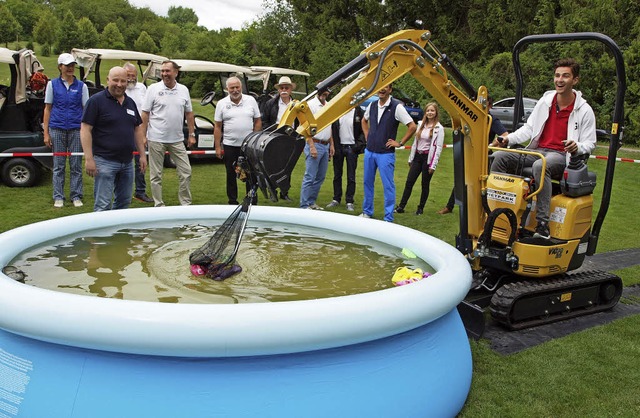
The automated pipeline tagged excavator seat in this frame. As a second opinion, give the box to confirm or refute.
[520,154,595,197]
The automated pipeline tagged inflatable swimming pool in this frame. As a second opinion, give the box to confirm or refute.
[0,206,472,417]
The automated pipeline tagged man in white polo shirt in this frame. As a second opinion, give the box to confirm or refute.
[214,76,262,204]
[142,60,195,207]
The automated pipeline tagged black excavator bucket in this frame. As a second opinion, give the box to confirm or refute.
[241,125,305,201]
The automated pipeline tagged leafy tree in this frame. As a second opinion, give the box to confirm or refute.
[33,11,58,56]
[134,31,158,53]
[0,6,22,47]
[160,24,187,57]
[56,10,79,54]
[167,6,198,27]
[4,0,40,39]
[76,17,99,49]
[99,22,125,49]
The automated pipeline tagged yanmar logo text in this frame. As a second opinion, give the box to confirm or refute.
[493,175,515,183]
[448,91,478,122]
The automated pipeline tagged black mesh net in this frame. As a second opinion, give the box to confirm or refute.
[189,189,255,281]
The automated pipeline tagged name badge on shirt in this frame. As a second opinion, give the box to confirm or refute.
[127,109,135,116]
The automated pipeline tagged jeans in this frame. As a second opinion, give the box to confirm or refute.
[50,127,83,202]
[491,148,566,223]
[148,140,192,206]
[398,153,434,210]
[93,155,134,211]
[332,144,358,204]
[362,150,396,222]
[299,142,329,208]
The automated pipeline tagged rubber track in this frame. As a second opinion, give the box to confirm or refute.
[490,269,622,330]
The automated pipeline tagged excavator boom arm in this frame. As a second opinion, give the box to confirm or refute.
[276,29,492,252]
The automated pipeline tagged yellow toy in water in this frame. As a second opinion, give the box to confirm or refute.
[392,267,431,286]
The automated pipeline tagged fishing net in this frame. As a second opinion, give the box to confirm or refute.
[189,188,255,281]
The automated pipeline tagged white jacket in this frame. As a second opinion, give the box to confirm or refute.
[408,121,445,170]
[506,90,597,162]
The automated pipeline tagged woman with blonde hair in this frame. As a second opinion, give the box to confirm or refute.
[395,102,445,215]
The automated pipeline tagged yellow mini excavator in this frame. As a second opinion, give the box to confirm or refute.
[240,30,626,337]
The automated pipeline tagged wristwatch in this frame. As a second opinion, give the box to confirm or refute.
[189,133,196,137]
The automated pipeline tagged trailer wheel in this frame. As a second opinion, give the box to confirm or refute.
[1,158,40,187]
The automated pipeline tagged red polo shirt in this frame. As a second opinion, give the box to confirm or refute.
[538,94,575,151]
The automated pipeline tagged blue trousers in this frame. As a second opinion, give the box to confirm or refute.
[93,156,134,212]
[362,150,396,222]
[50,127,83,202]
[299,142,329,208]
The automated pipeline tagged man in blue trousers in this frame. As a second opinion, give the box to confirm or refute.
[360,84,416,222]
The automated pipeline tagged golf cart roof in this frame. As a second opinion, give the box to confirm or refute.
[0,48,17,65]
[171,59,253,74]
[71,48,168,87]
[71,48,168,64]
[249,66,310,77]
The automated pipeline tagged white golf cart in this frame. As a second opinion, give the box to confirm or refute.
[0,47,52,187]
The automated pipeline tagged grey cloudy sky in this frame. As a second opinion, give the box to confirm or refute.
[128,0,265,31]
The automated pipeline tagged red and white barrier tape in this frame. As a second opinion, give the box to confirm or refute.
[2,147,640,164]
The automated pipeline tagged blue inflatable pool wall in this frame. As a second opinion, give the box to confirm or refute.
[0,206,473,417]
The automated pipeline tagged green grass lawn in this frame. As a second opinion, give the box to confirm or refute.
[2,39,639,416]
[1,108,639,414]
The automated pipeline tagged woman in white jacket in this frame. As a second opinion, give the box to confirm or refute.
[395,102,445,215]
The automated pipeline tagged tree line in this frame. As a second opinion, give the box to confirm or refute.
[0,0,637,144]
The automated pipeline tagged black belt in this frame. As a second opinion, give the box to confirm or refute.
[312,138,329,144]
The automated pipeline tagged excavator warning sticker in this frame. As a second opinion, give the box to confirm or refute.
[487,188,516,204]
[550,207,567,224]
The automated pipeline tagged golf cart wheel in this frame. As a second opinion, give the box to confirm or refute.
[1,158,40,187]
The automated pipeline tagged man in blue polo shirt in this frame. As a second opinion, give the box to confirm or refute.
[80,66,147,211]
[360,84,416,222]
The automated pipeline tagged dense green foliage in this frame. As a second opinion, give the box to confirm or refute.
[2,0,638,143]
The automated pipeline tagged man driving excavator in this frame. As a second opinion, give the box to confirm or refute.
[490,58,597,240]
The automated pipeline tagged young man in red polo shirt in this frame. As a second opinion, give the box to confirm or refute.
[490,58,597,239]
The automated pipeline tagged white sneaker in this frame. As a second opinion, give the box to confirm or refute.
[54,200,64,208]
[73,199,83,207]
[358,213,372,218]
[309,204,324,210]
[326,200,339,208]
[346,203,355,211]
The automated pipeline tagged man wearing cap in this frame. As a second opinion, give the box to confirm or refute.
[299,86,334,210]
[214,76,262,205]
[43,53,89,208]
[260,75,297,201]
[81,66,147,211]
[142,60,195,207]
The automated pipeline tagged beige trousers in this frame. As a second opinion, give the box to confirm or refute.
[148,140,192,206]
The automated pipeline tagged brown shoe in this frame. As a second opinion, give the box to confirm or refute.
[437,207,452,215]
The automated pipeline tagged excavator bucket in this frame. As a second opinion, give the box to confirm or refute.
[241,126,304,201]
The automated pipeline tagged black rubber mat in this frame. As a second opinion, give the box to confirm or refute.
[484,285,640,355]
[483,248,640,355]
[579,248,640,272]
